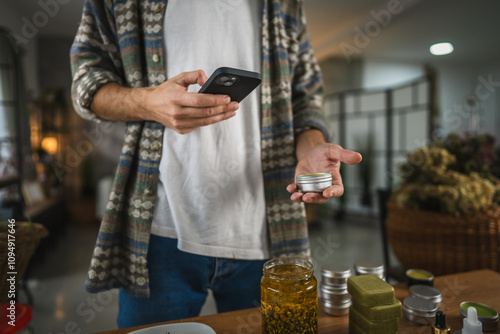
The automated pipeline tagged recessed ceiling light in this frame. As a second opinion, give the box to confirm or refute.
[430,42,454,56]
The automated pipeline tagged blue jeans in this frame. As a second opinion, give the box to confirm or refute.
[117,234,267,328]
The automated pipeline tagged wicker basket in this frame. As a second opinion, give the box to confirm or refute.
[386,200,500,276]
[0,222,48,303]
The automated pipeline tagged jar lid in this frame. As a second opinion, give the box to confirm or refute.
[403,296,438,316]
[296,173,332,183]
[354,259,384,273]
[409,284,442,304]
[321,263,351,278]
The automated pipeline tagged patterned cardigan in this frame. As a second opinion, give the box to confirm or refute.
[71,0,331,297]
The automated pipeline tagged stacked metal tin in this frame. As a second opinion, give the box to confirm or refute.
[354,259,385,280]
[320,263,352,316]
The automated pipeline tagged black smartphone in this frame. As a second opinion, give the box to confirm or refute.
[198,67,261,103]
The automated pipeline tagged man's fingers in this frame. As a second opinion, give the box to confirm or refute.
[174,91,231,109]
[172,110,237,132]
[180,101,239,118]
[291,192,328,204]
[287,184,298,193]
[323,184,344,198]
[303,193,328,204]
[175,69,208,88]
[174,70,231,109]
[328,145,363,165]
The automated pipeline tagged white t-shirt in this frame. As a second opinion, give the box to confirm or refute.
[151,0,269,260]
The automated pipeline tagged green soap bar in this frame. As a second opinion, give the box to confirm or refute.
[347,274,395,307]
[349,321,368,334]
[352,298,403,322]
[349,306,399,334]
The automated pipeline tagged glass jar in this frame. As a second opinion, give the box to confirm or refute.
[261,258,318,334]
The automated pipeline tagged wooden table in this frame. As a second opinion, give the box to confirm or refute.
[97,269,500,334]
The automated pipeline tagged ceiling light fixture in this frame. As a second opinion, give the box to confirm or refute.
[430,42,454,56]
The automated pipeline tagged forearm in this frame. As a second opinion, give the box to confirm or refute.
[295,129,326,161]
[90,83,152,122]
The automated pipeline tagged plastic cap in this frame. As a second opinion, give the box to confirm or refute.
[463,306,483,334]
[435,310,446,329]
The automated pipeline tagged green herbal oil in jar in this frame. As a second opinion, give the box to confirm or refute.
[261,258,318,334]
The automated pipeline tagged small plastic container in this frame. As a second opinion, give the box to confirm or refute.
[455,306,483,334]
[403,296,438,325]
[321,263,351,286]
[460,302,499,332]
[405,268,435,287]
[409,284,442,307]
[296,173,332,193]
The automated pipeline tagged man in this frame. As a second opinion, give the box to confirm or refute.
[71,0,361,328]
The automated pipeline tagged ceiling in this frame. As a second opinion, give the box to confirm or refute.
[10,0,500,65]
[304,0,500,64]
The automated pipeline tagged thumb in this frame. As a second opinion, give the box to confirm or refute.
[328,145,363,165]
[175,69,208,88]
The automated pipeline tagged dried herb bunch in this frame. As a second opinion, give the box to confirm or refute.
[395,145,500,215]
[437,133,500,180]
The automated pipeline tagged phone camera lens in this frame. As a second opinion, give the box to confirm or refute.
[216,76,229,85]
[215,74,238,87]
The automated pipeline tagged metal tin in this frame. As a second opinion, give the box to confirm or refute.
[320,284,350,303]
[409,284,442,307]
[321,263,351,286]
[403,296,438,325]
[460,302,499,332]
[296,173,332,193]
[322,298,351,317]
[406,269,435,287]
[354,259,385,280]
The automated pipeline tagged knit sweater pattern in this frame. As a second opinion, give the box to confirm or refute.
[70,0,330,297]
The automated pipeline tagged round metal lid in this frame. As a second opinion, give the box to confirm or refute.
[403,296,438,315]
[321,263,351,278]
[409,284,442,303]
[354,259,384,272]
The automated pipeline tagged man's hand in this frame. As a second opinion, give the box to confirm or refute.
[91,70,239,133]
[144,70,239,134]
[287,131,362,204]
